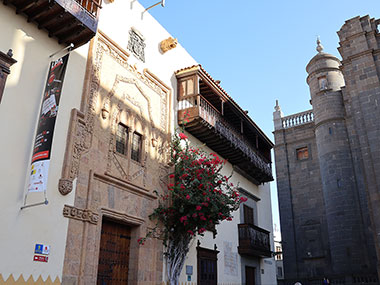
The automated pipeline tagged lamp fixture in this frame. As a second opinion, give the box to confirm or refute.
[143,0,165,12]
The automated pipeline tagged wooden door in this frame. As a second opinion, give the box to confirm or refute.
[245,266,255,285]
[197,247,218,285]
[97,219,131,285]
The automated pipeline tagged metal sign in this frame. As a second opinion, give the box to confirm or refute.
[33,255,48,263]
[35,244,50,255]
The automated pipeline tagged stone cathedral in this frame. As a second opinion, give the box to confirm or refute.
[273,15,380,284]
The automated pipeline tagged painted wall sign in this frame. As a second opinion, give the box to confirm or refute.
[27,55,69,193]
[35,244,50,255]
[33,255,48,263]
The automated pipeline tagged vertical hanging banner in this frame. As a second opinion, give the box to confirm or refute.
[27,54,69,193]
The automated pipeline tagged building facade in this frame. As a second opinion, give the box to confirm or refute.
[0,0,96,282]
[175,65,276,284]
[0,0,276,284]
[273,15,380,284]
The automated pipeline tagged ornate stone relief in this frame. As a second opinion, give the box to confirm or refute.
[63,204,99,224]
[160,37,178,53]
[58,110,88,195]
[127,29,146,62]
[59,32,171,196]
[58,179,73,195]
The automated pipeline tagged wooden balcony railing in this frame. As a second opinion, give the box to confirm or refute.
[238,223,271,258]
[178,95,272,180]
[74,0,101,16]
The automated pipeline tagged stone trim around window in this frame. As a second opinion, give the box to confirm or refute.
[0,49,17,103]
[296,146,309,161]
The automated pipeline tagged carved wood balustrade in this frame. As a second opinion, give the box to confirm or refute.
[238,223,271,258]
[178,94,273,183]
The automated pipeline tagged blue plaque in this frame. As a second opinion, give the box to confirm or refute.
[35,244,43,254]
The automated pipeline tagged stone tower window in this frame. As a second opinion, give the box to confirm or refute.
[296,147,309,160]
[318,76,328,90]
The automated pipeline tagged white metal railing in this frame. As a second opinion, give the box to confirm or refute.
[282,109,314,129]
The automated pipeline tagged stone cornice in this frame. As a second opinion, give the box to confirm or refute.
[95,172,157,200]
[341,49,376,65]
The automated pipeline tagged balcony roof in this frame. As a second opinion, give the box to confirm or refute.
[3,0,100,48]
[175,64,273,149]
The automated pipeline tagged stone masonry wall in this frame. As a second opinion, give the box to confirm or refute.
[274,122,329,279]
[338,15,380,277]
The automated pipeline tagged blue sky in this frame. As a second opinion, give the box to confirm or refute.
[139,0,380,231]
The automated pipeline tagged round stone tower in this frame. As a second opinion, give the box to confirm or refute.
[306,39,368,276]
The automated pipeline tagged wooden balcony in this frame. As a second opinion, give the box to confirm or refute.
[238,223,271,258]
[176,65,273,184]
[178,95,273,184]
[3,0,100,47]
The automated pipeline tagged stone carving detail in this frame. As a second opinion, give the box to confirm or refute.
[58,179,73,195]
[160,37,178,53]
[127,29,146,62]
[70,121,87,179]
[63,204,99,224]
[105,75,155,128]
[58,110,88,196]
[59,33,171,196]
[158,165,169,189]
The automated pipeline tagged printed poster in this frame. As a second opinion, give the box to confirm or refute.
[28,54,69,192]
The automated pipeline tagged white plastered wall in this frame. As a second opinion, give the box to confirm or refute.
[0,4,89,282]
[176,136,277,285]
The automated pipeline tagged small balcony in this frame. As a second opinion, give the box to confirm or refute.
[238,223,271,258]
[3,0,101,47]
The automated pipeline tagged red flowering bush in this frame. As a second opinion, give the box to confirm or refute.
[139,130,246,284]
[149,132,242,242]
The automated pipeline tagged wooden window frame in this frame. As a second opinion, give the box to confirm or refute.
[243,204,254,225]
[131,131,142,162]
[115,123,129,155]
[197,246,219,285]
[0,49,17,104]
[296,146,309,161]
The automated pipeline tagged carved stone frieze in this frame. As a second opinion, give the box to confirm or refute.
[58,109,89,196]
[58,179,73,195]
[63,204,99,224]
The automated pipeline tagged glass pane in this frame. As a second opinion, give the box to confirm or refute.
[116,124,128,155]
[131,132,142,162]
